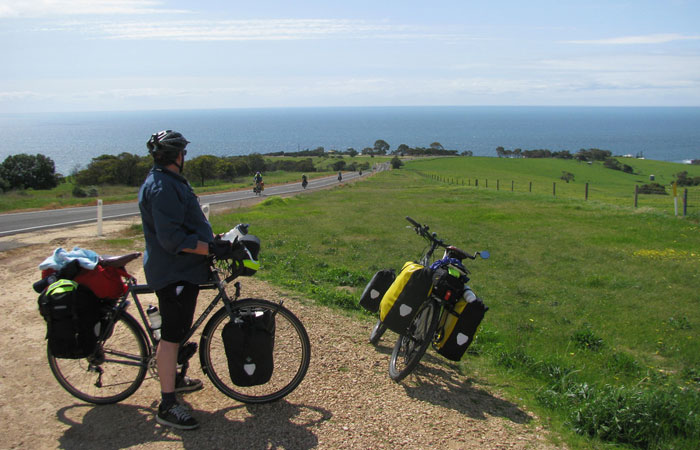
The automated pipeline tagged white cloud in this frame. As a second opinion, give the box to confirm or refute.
[0,0,187,18]
[564,33,700,45]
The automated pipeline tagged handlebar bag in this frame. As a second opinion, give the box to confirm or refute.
[431,266,466,302]
[435,297,488,361]
[359,269,396,313]
[37,279,102,359]
[221,308,276,386]
[379,262,433,333]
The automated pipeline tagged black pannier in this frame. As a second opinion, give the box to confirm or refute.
[435,297,488,361]
[222,308,276,386]
[359,269,395,313]
[38,279,102,359]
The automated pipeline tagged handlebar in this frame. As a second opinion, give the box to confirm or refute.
[405,216,489,261]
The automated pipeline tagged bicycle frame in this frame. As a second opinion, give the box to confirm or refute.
[109,263,241,364]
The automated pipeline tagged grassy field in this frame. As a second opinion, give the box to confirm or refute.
[203,158,700,449]
[409,156,700,215]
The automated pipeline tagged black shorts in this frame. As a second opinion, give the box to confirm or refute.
[155,281,200,343]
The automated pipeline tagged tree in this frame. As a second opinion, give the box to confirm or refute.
[246,153,266,173]
[374,139,390,155]
[496,146,505,158]
[346,148,358,157]
[186,155,219,186]
[391,156,403,169]
[461,150,473,156]
[331,160,347,171]
[430,142,444,151]
[0,153,59,190]
[560,171,575,183]
[397,144,410,155]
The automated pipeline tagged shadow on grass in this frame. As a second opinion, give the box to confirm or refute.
[56,399,332,450]
[369,336,531,425]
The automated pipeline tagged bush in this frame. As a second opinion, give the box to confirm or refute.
[638,183,667,195]
[72,185,98,198]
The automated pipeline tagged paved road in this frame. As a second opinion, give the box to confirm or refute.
[0,171,368,237]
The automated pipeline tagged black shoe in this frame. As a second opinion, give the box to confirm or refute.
[174,375,203,393]
[156,402,199,430]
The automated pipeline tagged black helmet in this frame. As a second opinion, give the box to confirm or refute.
[147,130,189,164]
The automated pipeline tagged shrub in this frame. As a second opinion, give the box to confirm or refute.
[638,183,667,195]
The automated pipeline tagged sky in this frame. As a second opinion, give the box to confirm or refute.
[1,0,699,113]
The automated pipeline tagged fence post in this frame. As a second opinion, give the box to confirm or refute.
[96,199,103,236]
[634,185,638,208]
[511,180,514,192]
[486,179,488,188]
[497,179,500,191]
[476,179,478,187]
[684,188,688,216]
[529,181,532,193]
[585,182,589,201]
[201,203,210,220]
[553,182,556,197]
[673,182,678,216]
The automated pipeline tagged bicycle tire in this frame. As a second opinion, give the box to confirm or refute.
[388,299,440,382]
[48,311,150,404]
[369,318,387,345]
[199,298,310,404]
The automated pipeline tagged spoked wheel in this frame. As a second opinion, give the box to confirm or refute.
[388,299,440,382]
[199,298,311,404]
[48,312,150,404]
[369,318,387,345]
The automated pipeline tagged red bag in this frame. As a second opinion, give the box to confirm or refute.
[41,265,129,299]
[74,265,129,299]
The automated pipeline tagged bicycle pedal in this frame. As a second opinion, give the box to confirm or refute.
[177,342,197,365]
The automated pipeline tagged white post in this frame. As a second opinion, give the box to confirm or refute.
[673,182,678,216]
[201,203,210,220]
[97,199,103,236]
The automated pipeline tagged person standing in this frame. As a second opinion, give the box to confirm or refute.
[139,130,231,430]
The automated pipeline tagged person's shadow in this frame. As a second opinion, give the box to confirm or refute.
[56,399,332,449]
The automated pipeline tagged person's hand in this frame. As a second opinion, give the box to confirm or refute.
[208,239,233,259]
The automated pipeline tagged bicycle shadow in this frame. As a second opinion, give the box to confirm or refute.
[400,357,532,425]
[56,400,332,449]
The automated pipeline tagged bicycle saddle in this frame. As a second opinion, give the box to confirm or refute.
[99,252,142,268]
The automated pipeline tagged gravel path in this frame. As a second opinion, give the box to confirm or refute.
[0,219,563,449]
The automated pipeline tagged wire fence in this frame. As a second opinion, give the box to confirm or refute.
[424,173,700,217]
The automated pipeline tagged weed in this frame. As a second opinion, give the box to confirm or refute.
[571,328,604,352]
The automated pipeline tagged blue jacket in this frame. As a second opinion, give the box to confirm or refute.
[138,165,213,290]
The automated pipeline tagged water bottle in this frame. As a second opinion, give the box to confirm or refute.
[463,287,477,303]
[147,305,162,341]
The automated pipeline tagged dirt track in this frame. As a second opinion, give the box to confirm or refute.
[0,219,563,449]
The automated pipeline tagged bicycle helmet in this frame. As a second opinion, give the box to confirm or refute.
[146,130,189,165]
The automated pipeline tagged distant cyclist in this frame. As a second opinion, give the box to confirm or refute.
[338,171,342,182]
[301,174,308,189]
[253,171,264,194]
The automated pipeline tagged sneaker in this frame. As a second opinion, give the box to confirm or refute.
[156,403,199,430]
[174,375,203,393]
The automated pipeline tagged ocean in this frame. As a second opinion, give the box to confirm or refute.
[0,106,698,175]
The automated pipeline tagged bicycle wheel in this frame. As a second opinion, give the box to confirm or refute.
[388,299,440,382]
[369,318,387,345]
[48,312,150,404]
[199,298,311,404]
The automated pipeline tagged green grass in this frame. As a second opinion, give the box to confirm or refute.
[207,160,700,449]
[410,156,700,215]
